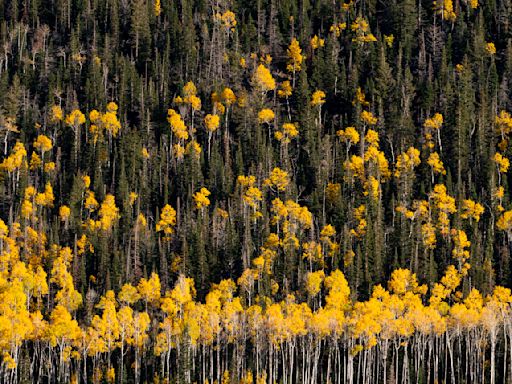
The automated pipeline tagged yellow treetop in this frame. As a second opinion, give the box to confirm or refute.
[34,135,53,153]
[460,199,484,222]
[394,147,421,177]
[427,152,446,175]
[253,64,276,92]
[50,105,63,123]
[193,187,211,209]
[167,109,189,141]
[278,81,292,98]
[310,35,325,50]
[156,204,177,240]
[258,109,275,124]
[59,206,71,222]
[204,114,220,132]
[311,90,326,107]
[494,152,510,173]
[65,109,86,127]
[361,110,378,125]
[337,126,360,145]
[351,17,377,43]
[424,113,443,130]
[486,42,496,55]
[264,167,290,191]
[286,38,303,73]
[97,194,120,231]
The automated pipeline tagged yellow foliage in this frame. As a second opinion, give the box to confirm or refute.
[258,109,275,124]
[286,38,303,73]
[253,64,276,92]
[311,90,326,107]
[193,187,211,209]
[264,167,290,191]
[156,204,177,240]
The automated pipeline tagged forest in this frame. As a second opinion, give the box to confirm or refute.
[1,0,512,382]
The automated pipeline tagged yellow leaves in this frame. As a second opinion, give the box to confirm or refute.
[173,143,185,159]
[243,187,263,210]
[434,0,456,21]
[21,200,34,219]
[430,184,457,236]
[286,38,303,73]
[51,247,82,312]
[360,110,377,125]
[183,81,197,98]
[193,187,211,209]
[167,109,189,141]
[494,152,510,173]
[84,191,99,211]
[497,210,512,232]
[59,205,71,221]
[0,219,8,239]
[237,174,256,187]
[460,199,484,222]
[138,273,161,306]
[204,114,220,132]
[350,17,377,43]
[353,87,370,107]
[421,222,437,249]
[44,162,55,173]
[364,146,391,178]
[29,152,42,170]
[388,269,426,296]
[50,105,63,123]
[34,135,52,153]
[424,113,443,131]
[384,34,394,47]
[394,147,421,177]
[329,22,347,37]
[427,152,446,175]
[496,110,512,135]
[88,103,122,140]
[350,204,367,238]
[215,10,237,31]
[221,87,236,105]
[154,0,161,16]
[48,305,82,347]
[337,126,360,145]
[451,229,470,263]
[486,42,496,55]
[311,90,326,107]
[1,142,27,173]
[253,64,276,92]
[344,155,365,180]
[156,204,177,240]
[185,140,202,159]
[363,176,380,200]
[275,122,299,143]
[310,35,325,50]
[302,241,323,263]
[305,270,325,297]
[106,367,115,383]
[2,352,16,369]
[65,109,86,127]
[258,109,275,124]
[263,167,290,191]
[97,194,120,231]
[325,182,341,204]
[170,275,196,307]
[324,270,351,310]
[277,81,292,98]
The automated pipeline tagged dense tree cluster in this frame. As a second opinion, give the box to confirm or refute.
[1,0,512,382]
